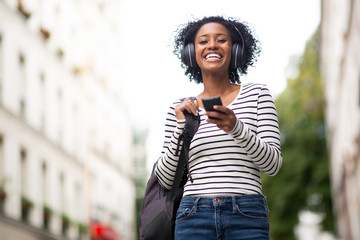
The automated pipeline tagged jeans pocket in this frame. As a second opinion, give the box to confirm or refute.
[175,206,195,223]
[235,202,268,220]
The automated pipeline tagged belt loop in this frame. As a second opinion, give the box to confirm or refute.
[232,196,237,213]
[194,197,200,213]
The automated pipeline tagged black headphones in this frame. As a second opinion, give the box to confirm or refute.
[181,23,245,69]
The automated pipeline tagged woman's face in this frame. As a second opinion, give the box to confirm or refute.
[194,22,232,74]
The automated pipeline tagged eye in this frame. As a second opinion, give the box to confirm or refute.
[217,38,227,43]
[199,40,208,45]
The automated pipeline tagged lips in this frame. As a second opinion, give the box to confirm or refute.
[205,52,222,60]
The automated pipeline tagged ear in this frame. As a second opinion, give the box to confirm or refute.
[181,43,197,68]
[230,43,243,69]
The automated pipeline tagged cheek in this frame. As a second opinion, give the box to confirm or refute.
[195,46,202,58]
[225,46,233,63]
[225,45,232,56]
[195,52,202,65]
[195,47,204,65]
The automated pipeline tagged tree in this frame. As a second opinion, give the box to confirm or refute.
[261,28,334,239]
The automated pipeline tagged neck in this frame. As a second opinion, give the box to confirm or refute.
[201,73,233,97]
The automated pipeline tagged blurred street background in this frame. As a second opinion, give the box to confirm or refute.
[0,0,359,239]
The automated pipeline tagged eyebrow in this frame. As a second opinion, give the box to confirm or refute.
[196,33,229,39]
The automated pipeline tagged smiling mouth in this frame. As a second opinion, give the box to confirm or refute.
[205,53,222,60]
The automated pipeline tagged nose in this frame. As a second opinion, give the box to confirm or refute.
[208,38,217,49]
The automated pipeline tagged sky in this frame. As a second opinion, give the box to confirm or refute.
[116,0,321,162]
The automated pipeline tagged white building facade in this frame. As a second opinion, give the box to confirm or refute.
[0,0,135,239]
[321,0,360,239]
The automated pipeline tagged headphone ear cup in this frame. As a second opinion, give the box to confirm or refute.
[181,43,197,68]
[230,43,243,69]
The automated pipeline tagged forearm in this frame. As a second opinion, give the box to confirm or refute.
[228,86,282,176]
[155,117,185,190]
[228,119,282,176]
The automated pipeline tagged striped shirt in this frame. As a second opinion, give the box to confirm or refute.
[155,83,282,197]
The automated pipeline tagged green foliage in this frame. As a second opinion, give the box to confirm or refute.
[61,213,71,235]
[43,204,54,214]
[21,195,34,221]
[261,28,334,239]
[78,222,88,237]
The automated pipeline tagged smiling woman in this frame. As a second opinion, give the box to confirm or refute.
[173,16,261,84]
[153,16,282,240]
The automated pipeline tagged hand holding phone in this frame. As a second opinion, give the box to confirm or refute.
[202,96,223,119]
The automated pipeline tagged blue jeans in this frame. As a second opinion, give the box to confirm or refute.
[175,195,270,240]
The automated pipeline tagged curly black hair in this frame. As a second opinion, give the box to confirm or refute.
[173,16,261,84]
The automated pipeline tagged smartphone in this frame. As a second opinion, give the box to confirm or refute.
[202,96,223,119]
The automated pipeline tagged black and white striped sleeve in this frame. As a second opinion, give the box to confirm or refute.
[154,102,185,190]
[228,86,282,176]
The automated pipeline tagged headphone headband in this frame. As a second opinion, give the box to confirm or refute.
[229,23,245,69]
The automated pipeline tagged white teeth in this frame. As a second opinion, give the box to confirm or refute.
[206,53,221,59]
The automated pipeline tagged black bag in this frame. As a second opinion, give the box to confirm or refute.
[139,106,200,240]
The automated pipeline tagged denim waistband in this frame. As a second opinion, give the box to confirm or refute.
[180,194,267,212]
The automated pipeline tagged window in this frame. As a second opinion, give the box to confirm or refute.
[57,89,63,144]
[41,162,47,203]
[74,182,82,219]
[72,104,78,156]
[19,54,26,118]
[59,172,65,212]
[40,72,46,131]
[20,148,27,195]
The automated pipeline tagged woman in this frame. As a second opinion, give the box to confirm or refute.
[155,16,282,240]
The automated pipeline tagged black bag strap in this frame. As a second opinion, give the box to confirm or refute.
[169,99,200,200]
[174,96,198,156]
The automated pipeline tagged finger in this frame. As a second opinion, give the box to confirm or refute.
[206,117,218,124]
[185,103,198,116]
[192,102,199,115]
[187,101,199,115]
[194,100,199,108]
[182,98,192,105]
[213,105,229,113]
[205,111,222,121]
